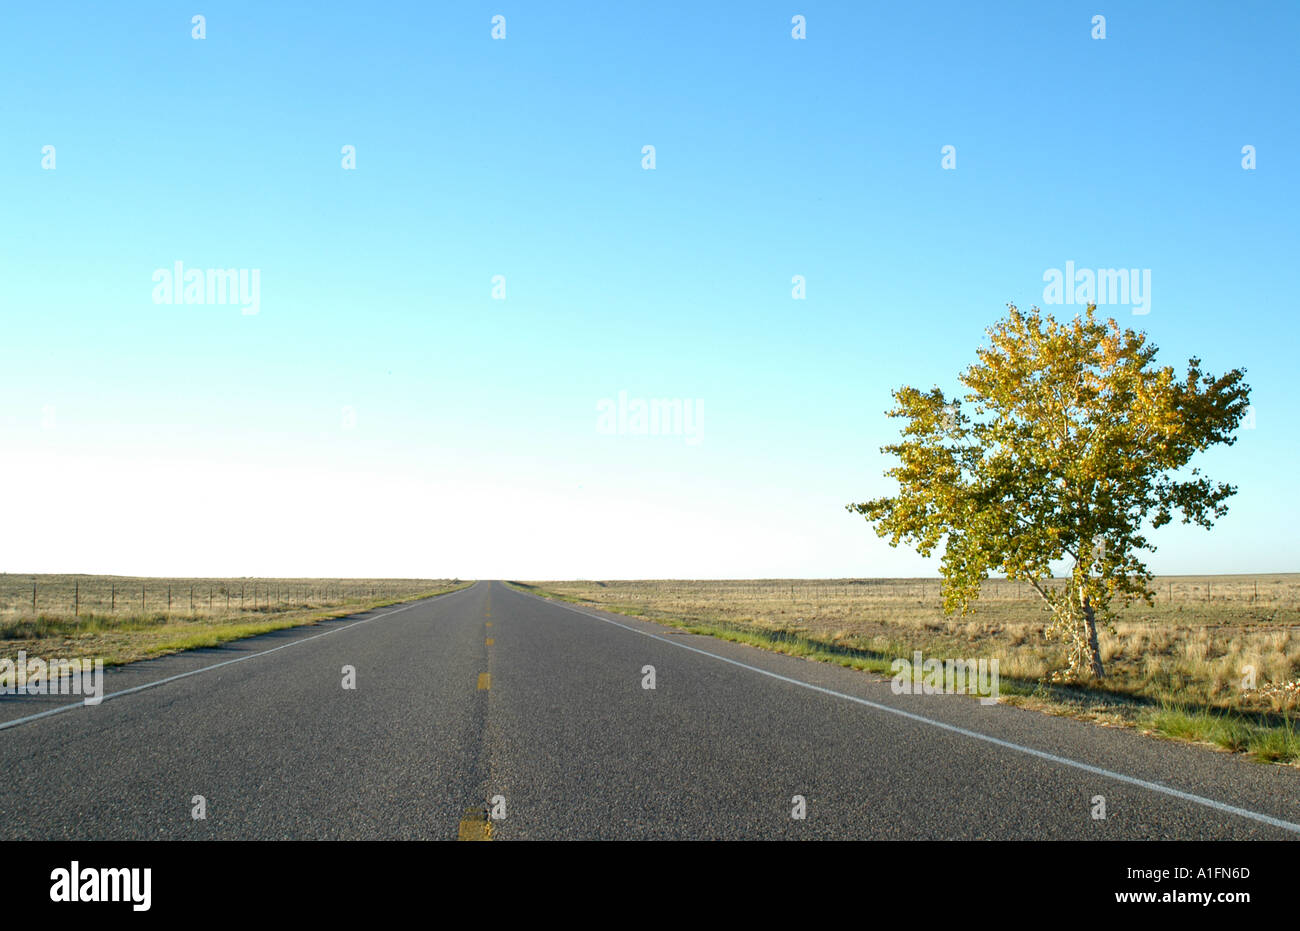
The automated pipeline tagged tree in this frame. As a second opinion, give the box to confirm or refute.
[847,304,1250,680]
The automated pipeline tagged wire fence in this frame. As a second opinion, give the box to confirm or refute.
[576,576,1296,609]
[0,576,454,621]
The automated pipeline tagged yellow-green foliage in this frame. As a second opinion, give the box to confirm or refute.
[848,305,1251,680]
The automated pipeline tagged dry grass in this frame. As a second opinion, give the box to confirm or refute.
[0,574,464,665]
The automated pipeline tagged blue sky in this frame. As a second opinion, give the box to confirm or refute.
[1,1,1296,579]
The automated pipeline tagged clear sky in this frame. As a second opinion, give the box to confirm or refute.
[1,1,1296,579]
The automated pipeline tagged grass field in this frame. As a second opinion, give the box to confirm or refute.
[511,576,1300,764]
[0,574,466,666]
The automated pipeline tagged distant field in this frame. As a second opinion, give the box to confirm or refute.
[0,574,465,665]
[516,575,1300,762]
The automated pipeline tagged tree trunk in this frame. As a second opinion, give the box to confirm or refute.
[1080,591,1105,678]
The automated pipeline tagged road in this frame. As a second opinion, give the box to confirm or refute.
[1,581,1297,839]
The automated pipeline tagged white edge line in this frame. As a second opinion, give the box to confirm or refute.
[0,591,463,733]
[510,585,1300,836]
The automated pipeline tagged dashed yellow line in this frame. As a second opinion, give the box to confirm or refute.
[457,808,492,841]
[477,672,491,690]
[486,638,494,646]
[485,621,492,628]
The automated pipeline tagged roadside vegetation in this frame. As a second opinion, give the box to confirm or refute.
[0,575,468,666]
[509,576,1300,765]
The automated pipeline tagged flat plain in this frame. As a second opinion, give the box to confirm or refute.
[515,575,1300,762]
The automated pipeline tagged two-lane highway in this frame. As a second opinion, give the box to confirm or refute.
[1,581,1297,839]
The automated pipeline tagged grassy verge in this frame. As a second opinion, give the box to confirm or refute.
[507,580,1299,766]
[2,582,472,667]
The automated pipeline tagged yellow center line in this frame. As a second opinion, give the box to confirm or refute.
[486,638,494,646]
[457,808,492,841]
[485,621,492,627]
[476,672,491,690]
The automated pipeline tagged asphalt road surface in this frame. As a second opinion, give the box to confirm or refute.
[1,581,1297,839]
